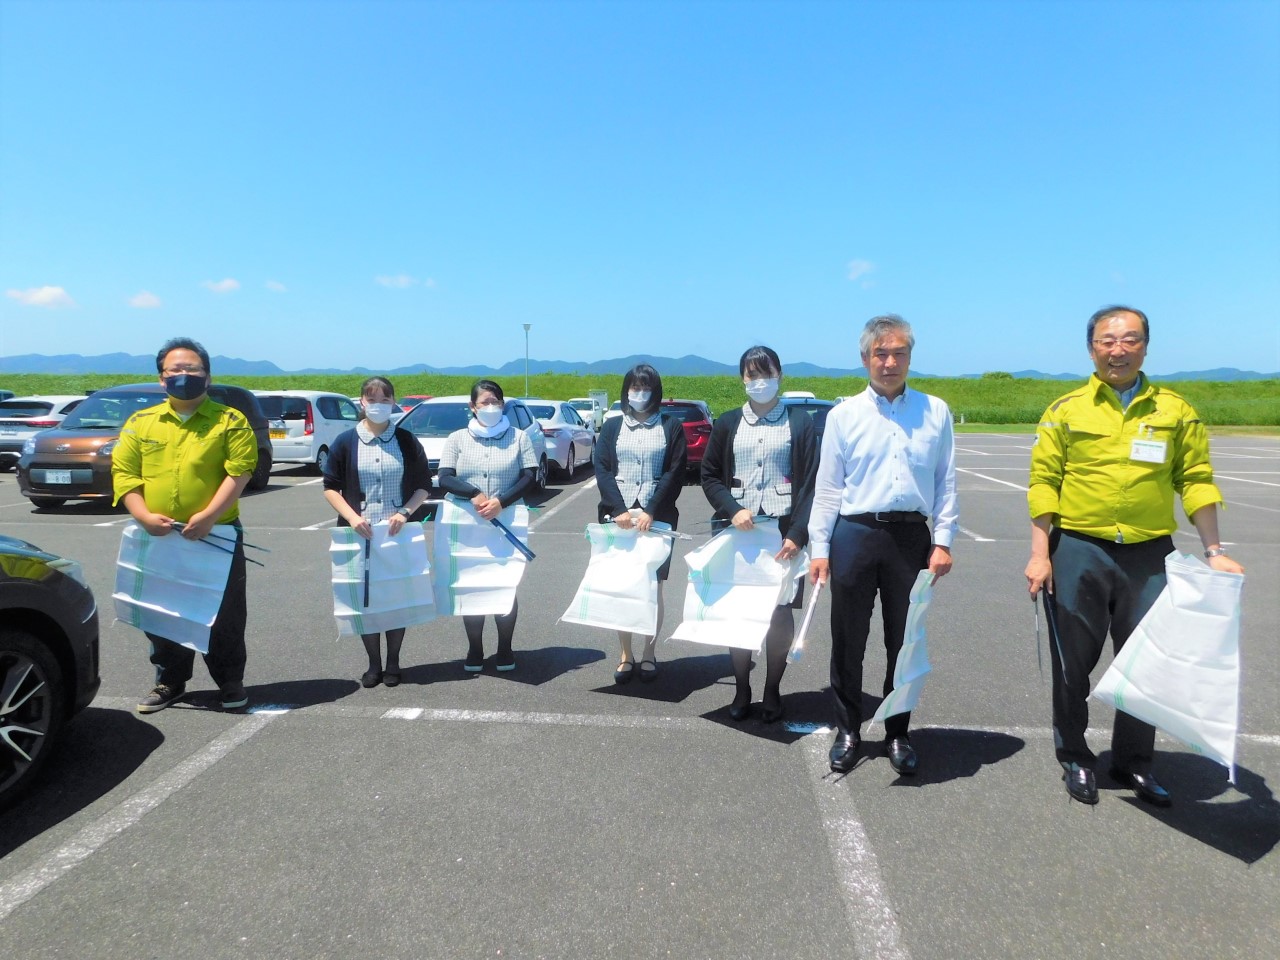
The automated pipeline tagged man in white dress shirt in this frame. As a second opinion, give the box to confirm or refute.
[809,315,958,775]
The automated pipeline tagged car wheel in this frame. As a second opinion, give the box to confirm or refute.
[29,497,66,510]
[313,446,330,476]
[248,448,272,490]
[535,454,548,491]
[564,444,576,478]
[0,629,67,808]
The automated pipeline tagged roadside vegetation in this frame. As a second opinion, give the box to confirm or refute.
[3,372,1277,426]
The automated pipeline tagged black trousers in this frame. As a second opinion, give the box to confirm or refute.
[147,528,248,689]
[1047,530,1171,772]
[828,516,931,739]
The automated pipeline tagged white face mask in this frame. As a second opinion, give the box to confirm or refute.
[627,389,652,410]
[475,404,504,427]
[363,401,394,425]
[744,378,779,404]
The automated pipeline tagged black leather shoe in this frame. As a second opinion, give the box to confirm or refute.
[886,737,918,776]
[1109,767,1172,807]
[1063,766,1099,804]
[361,670,382,688]
[760,688,783,724]
[728,686,752,722]
[829,733,860,773]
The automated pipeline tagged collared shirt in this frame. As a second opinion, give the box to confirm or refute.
[1028,374,1222,543]
[440,425,538,499]
[733,401,793,518]
[355,421,405,522]
[614,415,667,508]
[808,385,958,559]
[112,396,258,523]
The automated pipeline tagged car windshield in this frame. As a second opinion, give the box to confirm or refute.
[399,402,471,438]
[0,401,54,417]
[526,404,556,420]
[660,404,705,423]
[61,391,162,429]
[570,400,593,411]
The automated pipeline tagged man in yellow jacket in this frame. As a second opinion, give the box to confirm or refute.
[1025,306,1244,806]
[113,337,258,714]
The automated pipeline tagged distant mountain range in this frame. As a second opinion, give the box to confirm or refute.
[0,352,1276,382]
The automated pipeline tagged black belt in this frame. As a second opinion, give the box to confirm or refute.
[844,511,928,524]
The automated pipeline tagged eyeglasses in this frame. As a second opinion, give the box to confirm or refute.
[163,366,206,376]
[1091,337,1145,351]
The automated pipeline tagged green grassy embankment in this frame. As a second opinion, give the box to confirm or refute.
[3,372,1277,429]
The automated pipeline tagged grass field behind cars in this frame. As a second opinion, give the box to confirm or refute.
[3,372,1277,426]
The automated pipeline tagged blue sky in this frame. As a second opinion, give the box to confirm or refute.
[2,0,1278,376]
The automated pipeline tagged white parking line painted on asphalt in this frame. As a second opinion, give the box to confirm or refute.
[956,468,1029,491]
[0,713,276,923]
[297,477,324,486]
[530,478,598,529]
[805,736,911,960]
[958,525,995,542]
[1216,475,1280,487]
[301,517,337,530]
[955,447,992,455]
[1226,500,1280,513]
[381,706,707,730]
[92,517,132,527]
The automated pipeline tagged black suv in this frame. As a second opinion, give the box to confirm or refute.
[0,535,100,807]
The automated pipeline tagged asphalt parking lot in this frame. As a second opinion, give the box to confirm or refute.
[1,435,1277,960]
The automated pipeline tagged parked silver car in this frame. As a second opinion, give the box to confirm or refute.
[0,395,86,471]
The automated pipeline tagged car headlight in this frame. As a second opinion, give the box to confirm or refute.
[22,437,37,456]
[48,557,89,587]
[97,439,118,456]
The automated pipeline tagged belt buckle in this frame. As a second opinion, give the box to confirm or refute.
[873,511,891,523]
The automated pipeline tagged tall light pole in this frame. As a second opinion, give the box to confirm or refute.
[523,323,531,397]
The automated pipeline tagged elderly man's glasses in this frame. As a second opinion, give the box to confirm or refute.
[163,366,206,375]
[1091,337,1145,351]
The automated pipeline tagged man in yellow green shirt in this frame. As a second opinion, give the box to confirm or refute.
[113,337,258,713]
[1025,306,1244,806]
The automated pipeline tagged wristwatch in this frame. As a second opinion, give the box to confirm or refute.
[397,506,413,518]
[1204,546,1229,558]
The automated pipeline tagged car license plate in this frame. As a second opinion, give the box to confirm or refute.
[270,429,286,439]
[0,428,15,436]
[47,470,73,484]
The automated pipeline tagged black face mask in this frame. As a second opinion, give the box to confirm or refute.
[163,373,208,401]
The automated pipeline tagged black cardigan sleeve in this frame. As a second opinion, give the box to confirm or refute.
[784,408,819,549]
[643,416,687,520]
[700,408,744,520]
[593,417,628,519]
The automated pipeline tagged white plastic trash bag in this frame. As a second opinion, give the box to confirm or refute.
[330,522,435,636]
[669,521,808,652]
[113,520,236,654]
[1092,551,1244,780]
[433,498,530,616]
[560,523,673,635]
[870,570,936,726]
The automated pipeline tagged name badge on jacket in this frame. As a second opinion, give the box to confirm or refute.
[1130,438,1167,463]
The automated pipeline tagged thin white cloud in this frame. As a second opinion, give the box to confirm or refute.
[846,259,875,282]
[423,277,437,288]
[202,278,241,294]
[5,285,75,308]
[265,280,287,293]
[375,274,417,288]
[129,290,162,309]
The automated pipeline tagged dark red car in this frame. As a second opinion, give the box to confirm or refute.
[660,399,714,480]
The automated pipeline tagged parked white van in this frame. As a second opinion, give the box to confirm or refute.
[254,390,360,474]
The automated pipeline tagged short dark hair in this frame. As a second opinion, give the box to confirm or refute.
[1087,305,1149,346]
[739,345,781,379]
[360,376,395,400]
[470,378,504,405]
[621,363,663,414]
[156,337,211,375]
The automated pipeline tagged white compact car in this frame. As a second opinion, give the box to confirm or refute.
[522,399,596,478]
[254,390,361,474]
[397,395,549,491]
[567,396,603,431]
[0,395,85,471]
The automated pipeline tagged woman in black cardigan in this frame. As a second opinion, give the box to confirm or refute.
[323,376,432,687]
[593,363,687,683]
[700,346,818,722]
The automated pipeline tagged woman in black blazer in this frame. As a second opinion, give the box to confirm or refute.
[700,346,818,722]
[323,376,432,688]
[593,363,687,683]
